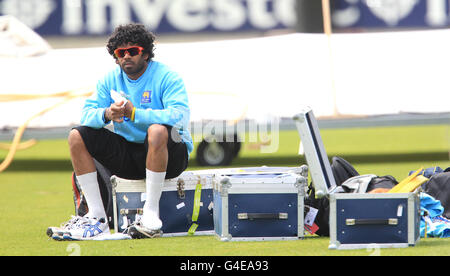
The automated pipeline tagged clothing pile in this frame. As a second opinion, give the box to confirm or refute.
[420,193,450,238]
[417,166,450,238]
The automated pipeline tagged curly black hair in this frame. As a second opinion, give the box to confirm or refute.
[106,23,155,62]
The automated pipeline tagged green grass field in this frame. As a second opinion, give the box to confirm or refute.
[0,124,449,256]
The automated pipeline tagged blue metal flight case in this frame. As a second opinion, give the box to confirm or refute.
[213,166,308,241]
[111,170,215,237]
[328,192,420,249]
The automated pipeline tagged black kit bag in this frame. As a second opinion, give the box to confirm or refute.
[304,156,359,236]
[72,159,115,229]
[330,156,360,185]
[423,168,450,218]
[304,156,398,236]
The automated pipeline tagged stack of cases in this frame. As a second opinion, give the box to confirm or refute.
[111,170,215,237]
[111,166,308,239]
[212,166,308,241]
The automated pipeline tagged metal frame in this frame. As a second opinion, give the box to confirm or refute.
[294,107,337,198]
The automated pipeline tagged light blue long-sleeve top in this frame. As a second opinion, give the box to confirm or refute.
[80,60,193,157]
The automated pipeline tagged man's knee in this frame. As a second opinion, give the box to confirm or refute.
[147,124,168,148]
[68,129,85,150]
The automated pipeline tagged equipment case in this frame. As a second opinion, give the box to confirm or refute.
[213,166,308,241]
[294,107,421,250]
[111,170,215,237]
[328,192,421,249]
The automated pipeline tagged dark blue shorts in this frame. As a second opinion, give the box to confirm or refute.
[73,125,188,180]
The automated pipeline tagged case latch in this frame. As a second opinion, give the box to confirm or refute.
[177,178,185,199]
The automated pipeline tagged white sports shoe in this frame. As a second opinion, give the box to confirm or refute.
[47,216,87,240]
[128,222,162,239]
[60,217,110,241]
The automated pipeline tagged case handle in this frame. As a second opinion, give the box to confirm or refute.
[238,213,288,220]
[345,218,398,226]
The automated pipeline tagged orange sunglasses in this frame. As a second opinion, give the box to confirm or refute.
[114,46,144,58]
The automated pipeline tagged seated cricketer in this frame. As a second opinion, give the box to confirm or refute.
[47,23,193,240]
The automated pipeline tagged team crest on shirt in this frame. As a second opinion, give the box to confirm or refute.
[141,91,151,104]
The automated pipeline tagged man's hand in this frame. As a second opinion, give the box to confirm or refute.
[105,100,134,123]
[105,101,125,123]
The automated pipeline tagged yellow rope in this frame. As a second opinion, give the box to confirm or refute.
[0,139,37,150]
[0,91,77,102]
[0,90,93,173]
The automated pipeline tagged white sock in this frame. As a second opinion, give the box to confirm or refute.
[77,171,107,219]
[142,169,166,230]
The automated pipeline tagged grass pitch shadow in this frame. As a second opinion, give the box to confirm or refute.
[2,151,447,172]
[4,159,73,172]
